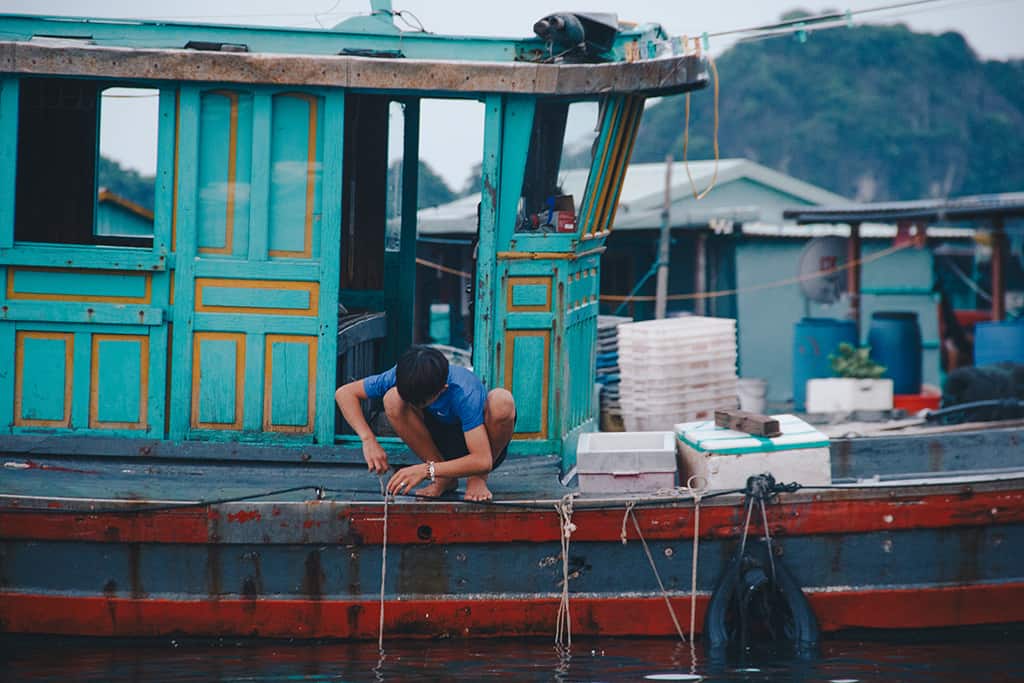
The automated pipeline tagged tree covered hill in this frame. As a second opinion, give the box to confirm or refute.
[632,20,1024,201]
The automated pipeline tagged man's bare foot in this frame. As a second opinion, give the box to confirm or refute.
[416,476,457,498]
[464,476,492,502]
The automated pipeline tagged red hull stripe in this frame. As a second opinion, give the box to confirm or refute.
[2,583,1022,638]
[3,488,1023,545]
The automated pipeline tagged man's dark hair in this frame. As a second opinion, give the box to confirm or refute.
[395,345,449,405]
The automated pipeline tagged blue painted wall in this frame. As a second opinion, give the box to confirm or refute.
[736,239,939,404]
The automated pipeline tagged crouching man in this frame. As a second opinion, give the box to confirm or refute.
[334,345,516,501]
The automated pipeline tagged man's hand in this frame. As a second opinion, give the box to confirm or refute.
[386,463,429,495]
[362,436,389,474]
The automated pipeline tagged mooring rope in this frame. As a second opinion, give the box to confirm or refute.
[377,475,390,652]
[554,493,578,649]
[686,475,707,640]
[625,504,687,642]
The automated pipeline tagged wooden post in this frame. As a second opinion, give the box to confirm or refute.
[654,154,673,319]
[694,232,707,316]
[992,216,1006,321]
[848,221,862,340]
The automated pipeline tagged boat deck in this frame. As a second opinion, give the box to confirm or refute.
[2,418,1022,510]
[0,452,573,508]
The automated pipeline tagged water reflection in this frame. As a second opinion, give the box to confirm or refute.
[2,628,1021,682]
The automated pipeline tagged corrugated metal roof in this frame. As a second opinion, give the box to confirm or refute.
[419,158,847,234]
[783,192,1024,224]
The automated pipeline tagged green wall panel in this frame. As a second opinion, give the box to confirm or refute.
[268,94,322,257]
[197,337,241,425]
[10,269,148,299]
[197,90,253,255]
[94,337,143,424]
[19,335,68,422]
[269,339,310,427]
[510,333,545,435]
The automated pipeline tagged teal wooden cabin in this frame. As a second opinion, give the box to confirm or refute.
[0,7,707,472]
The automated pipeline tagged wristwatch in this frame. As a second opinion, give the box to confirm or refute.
[427,461,436,482]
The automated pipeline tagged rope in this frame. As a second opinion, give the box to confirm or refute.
[554,493,578,649]
[625,505,687,642]
[686,475,707,639]
[416,257,472,279]
[682,52,719,201]
[378,475,390,652]
[600,240,912,303]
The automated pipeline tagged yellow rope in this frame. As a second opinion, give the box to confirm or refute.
[416,257,472,279]
[600,240,912,302]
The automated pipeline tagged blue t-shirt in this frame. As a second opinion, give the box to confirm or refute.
[363,365,487,431]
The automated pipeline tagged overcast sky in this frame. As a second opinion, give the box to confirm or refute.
[3,0,1021,187]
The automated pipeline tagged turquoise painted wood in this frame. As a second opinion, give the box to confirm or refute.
[93,336,145,424]
[268,93,323,258]
[0,79,18,250]
[9,268,149,299]
[196,336,242,426]
[268,338,312,428]
[196,90,253,256]
[0,12,674,464]
[18,335,69,423]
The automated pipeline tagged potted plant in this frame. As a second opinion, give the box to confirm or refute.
[805,343,894,413]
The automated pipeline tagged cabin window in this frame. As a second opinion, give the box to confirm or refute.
[14,78,157,247]
[385,101,405,253]
[516,99,599,233]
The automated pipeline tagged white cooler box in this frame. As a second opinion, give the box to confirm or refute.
[576,431,677,494]
[675,414,831,491]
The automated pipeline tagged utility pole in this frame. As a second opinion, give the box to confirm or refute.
[654,154,673,319]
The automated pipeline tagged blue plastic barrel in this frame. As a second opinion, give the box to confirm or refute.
[793,318,858,411]
[868,311,922,395]
[974,320,1024,366]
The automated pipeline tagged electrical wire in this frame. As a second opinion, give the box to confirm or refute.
[601,240,913,303]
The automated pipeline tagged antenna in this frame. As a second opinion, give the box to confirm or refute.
[798,236,847,304]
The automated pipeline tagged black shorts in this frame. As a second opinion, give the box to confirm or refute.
[422,410,511,472]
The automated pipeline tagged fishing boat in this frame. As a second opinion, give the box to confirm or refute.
[0,5,1022,644]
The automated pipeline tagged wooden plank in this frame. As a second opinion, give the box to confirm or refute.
[0,41,709,97]
[168,85,201,440]
[0,302,164,326]
[0,246,168,271]
[315,90,344,446]
[472,95,502,386]
[714,408,781,437]
[0,78,19,250]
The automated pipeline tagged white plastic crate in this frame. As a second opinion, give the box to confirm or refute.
[576,431,677,494]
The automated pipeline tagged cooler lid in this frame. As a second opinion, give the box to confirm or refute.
[675,414,829,455]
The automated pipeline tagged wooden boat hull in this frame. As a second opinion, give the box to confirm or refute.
[3,477,1022,639]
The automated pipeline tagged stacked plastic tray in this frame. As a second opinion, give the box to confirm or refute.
[596,315,631,429]
[617,316,739,431]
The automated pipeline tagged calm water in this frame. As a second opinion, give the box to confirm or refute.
[3,630,1022,682]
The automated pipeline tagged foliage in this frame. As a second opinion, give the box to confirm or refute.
[98,156,154,211]
[387,160,457,218]
[632,23,1024,201]
[830,342,886,379]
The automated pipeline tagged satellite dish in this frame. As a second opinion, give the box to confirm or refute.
[798,236,847,304]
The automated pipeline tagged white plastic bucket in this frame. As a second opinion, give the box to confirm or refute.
[736,378,768,414]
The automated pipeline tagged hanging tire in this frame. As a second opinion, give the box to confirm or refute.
[704,539,819,656]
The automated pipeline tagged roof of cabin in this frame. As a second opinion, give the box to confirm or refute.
[0,12,709,96]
